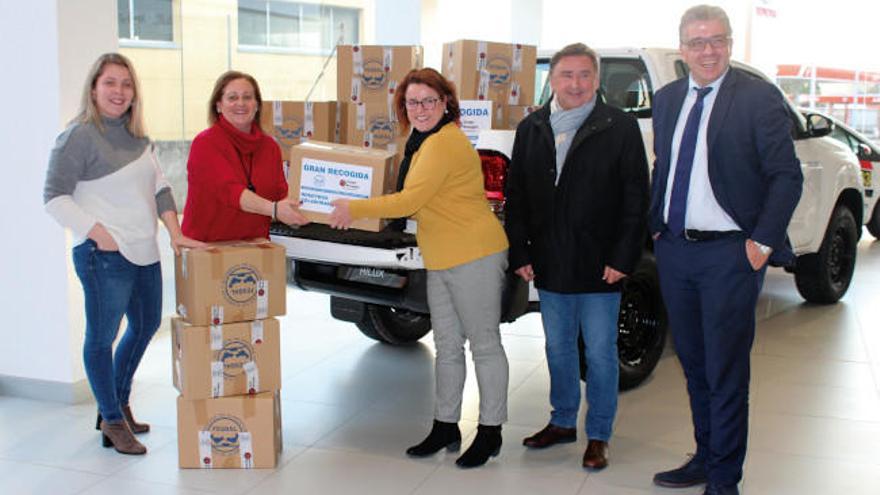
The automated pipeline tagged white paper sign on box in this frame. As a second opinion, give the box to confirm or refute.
[298,158,375,213]
[458,100,493,147]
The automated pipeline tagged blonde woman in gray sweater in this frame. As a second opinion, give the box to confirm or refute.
[44,53,203,455]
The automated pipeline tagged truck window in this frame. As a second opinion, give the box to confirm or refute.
[600,58,653,116]
[534,56,653,115]
[535,60,551,105]
[674,60,689,79]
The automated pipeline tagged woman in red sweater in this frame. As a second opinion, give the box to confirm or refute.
[182,71,307,241]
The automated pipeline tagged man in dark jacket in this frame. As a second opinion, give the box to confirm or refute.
[505,43,649,470]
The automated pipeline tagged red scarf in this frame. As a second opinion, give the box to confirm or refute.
[216,114,262,155]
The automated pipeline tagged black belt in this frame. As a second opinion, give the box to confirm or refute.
[683,229,743,241]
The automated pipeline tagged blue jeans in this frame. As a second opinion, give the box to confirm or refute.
[72,239,162,423]
[538,290,620,441]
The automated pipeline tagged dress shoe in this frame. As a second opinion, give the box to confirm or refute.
[581,439,608,470]
[406,420,461,457]
[456,424,501,468]
[100,420,146,455]
[653,456,707,487]
[704,483,739,495]
[522,423,576,449]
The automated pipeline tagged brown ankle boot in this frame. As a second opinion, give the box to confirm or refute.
[122,405,150,434]
[100,420,146,455]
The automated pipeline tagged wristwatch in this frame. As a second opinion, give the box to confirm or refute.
[753,241,772,256]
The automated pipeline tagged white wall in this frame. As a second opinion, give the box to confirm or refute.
[374,0,420,45]
[421,0,540,70]
[0,0,116,399]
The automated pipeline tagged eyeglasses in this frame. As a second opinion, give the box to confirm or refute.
[405,97,440,110]
[682,35,730,52]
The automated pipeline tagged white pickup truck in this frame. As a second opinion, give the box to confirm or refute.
[270,47,864,390]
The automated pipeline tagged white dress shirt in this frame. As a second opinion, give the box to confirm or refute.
[663,71,741,232]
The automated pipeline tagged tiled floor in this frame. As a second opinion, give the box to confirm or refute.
[2,237,879,494]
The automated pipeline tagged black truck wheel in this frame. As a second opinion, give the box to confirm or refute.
[616,256,668,390]
[794,205,858,304]
[867,202,880,239]
[356,303,431,345]
[578,254,668,391]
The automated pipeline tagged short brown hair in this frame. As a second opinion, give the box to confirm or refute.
[393,68,461,134]
[208,70,264,130]
[74,53,146,138]
[550,43,599,76]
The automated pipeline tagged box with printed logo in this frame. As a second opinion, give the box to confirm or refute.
[174,242,286,326]
[442,40,537,108]
[337,45,423,105]
[337,101,406,167]
[259,101,338,161]
[177,392,282,469]
[493,104,539,130]
[288,141,397,232]
[172,317,281,400]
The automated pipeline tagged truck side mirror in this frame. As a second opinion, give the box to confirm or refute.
[806,113,833,138]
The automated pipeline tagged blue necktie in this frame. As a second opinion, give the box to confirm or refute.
[667,86,713,235]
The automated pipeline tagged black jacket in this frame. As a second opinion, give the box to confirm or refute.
[504,97,649,293]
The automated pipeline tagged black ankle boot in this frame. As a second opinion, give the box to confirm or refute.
[456,424,502,468]
[406,420,461,457]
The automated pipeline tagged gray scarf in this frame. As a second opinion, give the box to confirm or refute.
[549,97,594,185]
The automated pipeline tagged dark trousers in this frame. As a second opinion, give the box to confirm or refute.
[655,233,766,486]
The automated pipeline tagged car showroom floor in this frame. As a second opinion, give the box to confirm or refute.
[1,236,879,495]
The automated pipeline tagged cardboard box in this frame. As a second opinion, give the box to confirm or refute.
[288,141,397,232]
[493,104,539,130]
[172,317,281,400]
[260,101,337,161]
[175,241,286,326]
[337,45,423,105]
[337,102,406,173]
[177,392,282,469]
[442,40,537,107]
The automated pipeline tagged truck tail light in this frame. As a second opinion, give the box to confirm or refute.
[478,150,509,213]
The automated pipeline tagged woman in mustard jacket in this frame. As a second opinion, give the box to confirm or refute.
[330,68,509,469]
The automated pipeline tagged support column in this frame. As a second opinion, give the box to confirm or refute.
[0,0,116,402]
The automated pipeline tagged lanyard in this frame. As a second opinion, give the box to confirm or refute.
[234,148,256,192]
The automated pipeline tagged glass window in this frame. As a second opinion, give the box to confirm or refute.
[600,58,653,115]
[331,6,359,46]
[298,3,323,49]
[118,0,173,42]
[270,1,299,48]
[535,60,551,106]
[238,1,359,52]
[239,0,268,46]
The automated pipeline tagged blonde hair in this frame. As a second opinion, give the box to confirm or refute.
[72,53,146,138]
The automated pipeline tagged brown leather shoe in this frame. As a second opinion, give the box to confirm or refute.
[100,420,146,455]
[522,423,576,449]
[582,440,608,470]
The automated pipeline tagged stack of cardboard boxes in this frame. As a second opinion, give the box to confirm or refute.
[336,45,424,163]
[173,241,287,468]
[274,41,537,233]
[442,40,538,130]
